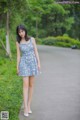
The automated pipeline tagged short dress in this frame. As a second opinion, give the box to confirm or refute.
[18,37,40,77]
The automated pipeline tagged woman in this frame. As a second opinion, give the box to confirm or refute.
[16,24,41,117]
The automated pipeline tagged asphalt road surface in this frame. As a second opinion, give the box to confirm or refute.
[19,45,80,120]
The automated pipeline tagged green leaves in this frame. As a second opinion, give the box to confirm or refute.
[0,0,80,40]
[0,56,23,120]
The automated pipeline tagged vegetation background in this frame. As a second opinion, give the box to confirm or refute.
[0,0,80,119]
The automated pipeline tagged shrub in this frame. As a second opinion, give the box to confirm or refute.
[37,36,80,49]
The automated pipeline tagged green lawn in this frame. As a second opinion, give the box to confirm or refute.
[0,40,23,120]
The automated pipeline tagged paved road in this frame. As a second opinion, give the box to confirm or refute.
[19,45,80,120]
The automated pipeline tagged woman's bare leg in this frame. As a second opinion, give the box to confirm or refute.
[23,76,29,113]
[27,75,35,111]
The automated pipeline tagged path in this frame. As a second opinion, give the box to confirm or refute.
[19,45,80,120]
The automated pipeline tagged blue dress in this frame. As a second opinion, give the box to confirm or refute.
[18,37,40,77]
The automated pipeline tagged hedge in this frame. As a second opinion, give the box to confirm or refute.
[37,36,80,49]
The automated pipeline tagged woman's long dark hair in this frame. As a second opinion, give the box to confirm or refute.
[16,24,30,43]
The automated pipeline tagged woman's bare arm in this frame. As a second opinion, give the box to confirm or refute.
[16,41,21,70]
[32,37,41,68]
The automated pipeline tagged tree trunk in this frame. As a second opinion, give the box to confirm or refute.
[36,17,38,40]
[6,11,12,58]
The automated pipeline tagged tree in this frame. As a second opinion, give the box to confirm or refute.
[0,0,28,58]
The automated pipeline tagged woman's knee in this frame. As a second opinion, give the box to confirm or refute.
[29,76,34,87]
[23,77,29,87]
[29,82,33,88]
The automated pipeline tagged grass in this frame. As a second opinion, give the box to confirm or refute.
[0,39,23,120]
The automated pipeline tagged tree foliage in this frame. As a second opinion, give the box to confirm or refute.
[0,0,80,40]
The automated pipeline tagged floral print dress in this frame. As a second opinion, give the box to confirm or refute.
[18,37,40,77]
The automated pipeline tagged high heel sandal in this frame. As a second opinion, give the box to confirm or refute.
[24,112,29,117]
[24,108,29,117]
[28,110,32,114]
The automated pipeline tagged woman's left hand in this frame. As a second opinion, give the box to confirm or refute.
[38,63,41,71]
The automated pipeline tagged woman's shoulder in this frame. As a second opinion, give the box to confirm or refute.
[31,37,36,42]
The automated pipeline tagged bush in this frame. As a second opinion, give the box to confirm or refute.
[0,28,6,43]
[0,57,23,120]
[37,36,80,49]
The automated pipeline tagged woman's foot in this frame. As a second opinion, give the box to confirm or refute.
[24,108,29,117]
[24,113,29,117]
[28,110,32,114]
[28,105,32,114]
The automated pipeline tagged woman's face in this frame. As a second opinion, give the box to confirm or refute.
[18,29,25,38]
